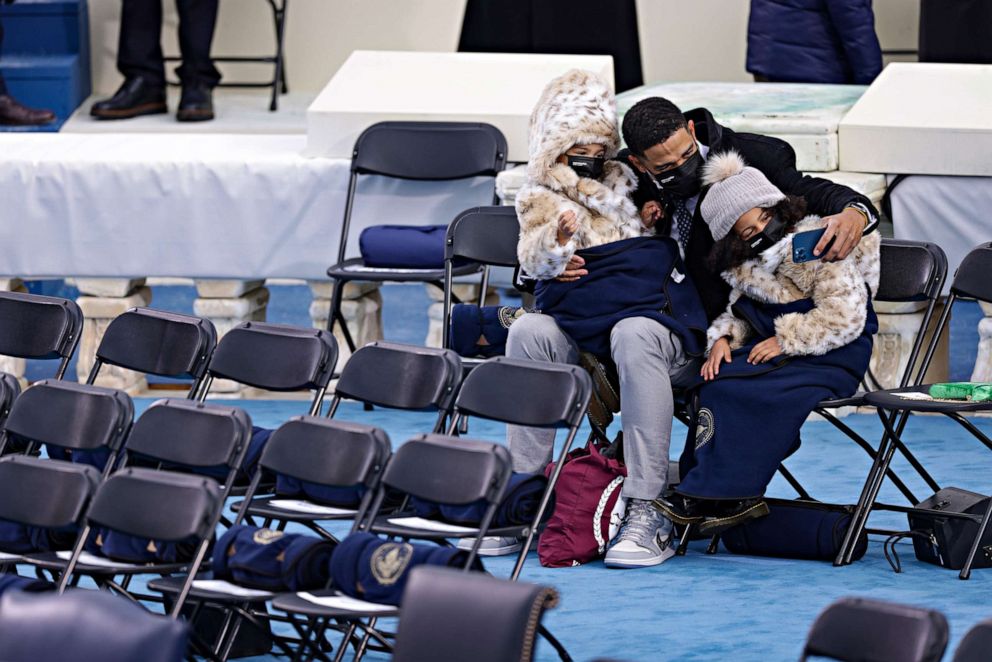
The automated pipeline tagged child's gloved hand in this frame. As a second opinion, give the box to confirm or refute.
[702,337,732,381]
[557,210,579,245]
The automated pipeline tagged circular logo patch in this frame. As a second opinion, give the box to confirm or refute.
[695,408,715,449]
[252,528,285,545]
[371,542,414,586]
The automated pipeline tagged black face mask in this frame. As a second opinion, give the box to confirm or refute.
[567,155,605,180]
[745,215,788,255]
[653,148,703,198]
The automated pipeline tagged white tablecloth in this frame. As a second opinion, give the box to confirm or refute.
[0,134,494,280]
[888,174,992,290]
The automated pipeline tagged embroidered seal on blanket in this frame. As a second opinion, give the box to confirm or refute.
[371,542,414,586]
[695,408,716,449]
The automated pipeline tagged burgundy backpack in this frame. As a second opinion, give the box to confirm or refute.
[538,438,627,567]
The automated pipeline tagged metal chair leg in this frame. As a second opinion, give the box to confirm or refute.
[960,496,992,580]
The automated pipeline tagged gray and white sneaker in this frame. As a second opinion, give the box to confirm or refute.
[603,498,676,569]
[456,535,525,556]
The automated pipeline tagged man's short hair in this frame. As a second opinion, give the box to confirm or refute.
[621,97,687,156]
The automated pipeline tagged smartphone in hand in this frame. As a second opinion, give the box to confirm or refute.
[792,228,834,263]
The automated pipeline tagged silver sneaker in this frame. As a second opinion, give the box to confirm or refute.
[456,535,525,556]
[603,498,676,568]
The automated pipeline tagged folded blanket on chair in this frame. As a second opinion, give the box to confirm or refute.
[534,236,707,358]
[329,532,484,606]
[928,383,992,402]
[409,472,552,528]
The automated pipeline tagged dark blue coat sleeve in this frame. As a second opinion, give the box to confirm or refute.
[824,0,883,84]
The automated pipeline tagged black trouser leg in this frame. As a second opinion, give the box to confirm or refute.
[118,0,167,87]
[175,0,221,87]
[0,21,8,96]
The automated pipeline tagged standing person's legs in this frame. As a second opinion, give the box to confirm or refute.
[504,313,581,472]
[604,316,698,568]
[117,0,167,87]
[175,0,221,88]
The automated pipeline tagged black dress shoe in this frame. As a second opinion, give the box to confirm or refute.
[91,77,167,120]
[653,494,706,525]
[177,84,214,122]
[0,95,56,126]
[697,498,770,535]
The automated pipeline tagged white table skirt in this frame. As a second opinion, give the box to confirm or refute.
[888,174,992,291]
[0,134,494,280]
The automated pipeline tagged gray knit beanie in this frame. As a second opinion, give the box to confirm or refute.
[699,151,786,241]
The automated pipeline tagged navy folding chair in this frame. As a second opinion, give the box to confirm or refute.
[88,307,217,398]
[840,242,992,577]
[953,618,992,662]
[324,121,507,354]
[393,566,562,662]
[0,589,190,662]
[801,597,948,662]
[0,290,83,380]
[0,380,133,475]
[328,341,462,433]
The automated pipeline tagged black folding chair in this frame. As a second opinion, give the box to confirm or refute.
[839,242,992,577]
[0,380,134,476]
[0,290,83,380]
[44,469,224,614]
[88,307,217,399]
[953,618,992,662]
[324,121,507,354]
[780,239,949,505]
[446,356,592,580]
[801,597,949,662]
[441,205,521,368]
[0,455,101,570]
[149,417,389,661]
[272,434,514,662]
[327,341,462,434]
[231,416,391,539]
[392,566,562,662]
[0,371,19,427]
[0,589,190,662]
[199,321,337,416]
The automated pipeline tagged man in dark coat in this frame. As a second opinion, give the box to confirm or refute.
[746,0,883,85]
[567,97,879,324]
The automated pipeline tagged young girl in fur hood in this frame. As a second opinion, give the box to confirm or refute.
[516,69,653,280]
[699,150,880,378]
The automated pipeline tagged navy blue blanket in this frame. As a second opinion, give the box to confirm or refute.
[677,296,877,500]
[329,532,484,605]
[409,472,550,528]
[535,236,707,358]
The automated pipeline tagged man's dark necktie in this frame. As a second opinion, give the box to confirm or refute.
[672,197,693,253]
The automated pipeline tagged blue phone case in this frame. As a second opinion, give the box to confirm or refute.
[792,228,830,263]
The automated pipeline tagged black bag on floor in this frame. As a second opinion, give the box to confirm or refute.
[721,499,867,561]
[885,487,992,572]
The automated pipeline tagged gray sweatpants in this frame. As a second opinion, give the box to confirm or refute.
[506,313,700,501]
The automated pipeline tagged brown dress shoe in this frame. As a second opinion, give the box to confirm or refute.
[0,95,56,126]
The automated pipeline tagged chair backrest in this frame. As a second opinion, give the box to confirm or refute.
[393,566,559,662]
[205,322,337,411]
[875,239,947,303]
[953,618,992,662]
[123,399,252,473]
[352,122,507,181]
[453,357,592,429]
[0,455,101,530]
[1,380,133,454]
[445,206,521,268]
[94,308,217,390]
[260,416,390,490]
[801,597,949,662]
[381,434,511,507]
[0,589,189,662]
[332,342,462,416]
[0,371,20,424]
[84,468,222,543]
[950,241,992,303]
[0,291,83,378]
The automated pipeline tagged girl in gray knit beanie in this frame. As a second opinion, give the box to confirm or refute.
[697,150,881,378]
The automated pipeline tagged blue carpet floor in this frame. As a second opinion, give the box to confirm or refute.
[14,282,992,660]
